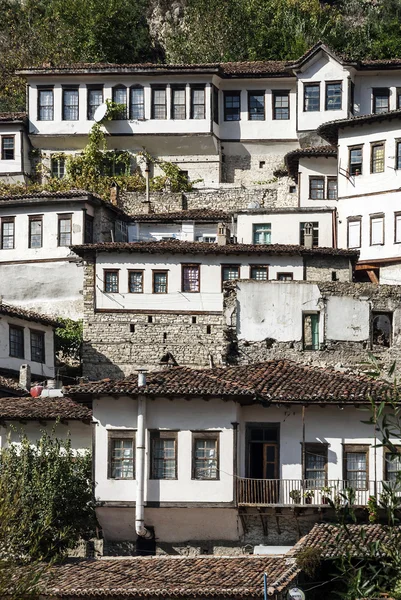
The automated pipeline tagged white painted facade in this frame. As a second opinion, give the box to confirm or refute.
[128,221,221,243]
[0,119,31,183]
[0,420,91,454]
[298,156,338,209]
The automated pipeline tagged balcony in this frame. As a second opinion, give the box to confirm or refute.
[237,478,390,507]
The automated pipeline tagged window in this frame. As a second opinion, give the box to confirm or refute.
[62,88,79,121]
[250,265,268,281]
[325,82,342,111]
[128,270,143,293]
[9,325,24,358]
[304,443,327,488]
[112,86,127,119]
[396,141,401,170]
[182,264,200,292]
[371,143,385,173]
[327,177,338,200]
[300,222,319,247]
[58,215,72,246]
[303,313,319,351]
[372,312,392,348]
[1,218,14,249]
[253,223,271,244]
[395,212,401,243]
[38,88,54,121]
[248,91,265,121]
[51,156,66,179]
[115,220,128,242]
[304,84,320,112]
[191,86,205,119]
[153,270,168,293]
[192,433,219,480]
[221,265,240,288]
[29,216,42,248]
[108,431,135,479]
[224,91,241,121]
[277,272,293,281]
[130,86,145,120]
[213,85,219,124]
[349,147,363,176]
[30,330,45,363]
[273,90,289,120]
[373,88,390,114]
[87,87,103,120]
[152,87,167,120]
[104,270,119,293]
[384,449,401,483]
[1,136,14,160]
[172,87,186,120]
[84,214,94,244]
[370,215,384,245]
[309,177,324,200]
[344,445,369,490]
[150,432,177,479]
[347,218,361,249]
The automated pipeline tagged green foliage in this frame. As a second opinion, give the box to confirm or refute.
[296,546,321,578]
[55,318,83,362]
[0,429,95,562]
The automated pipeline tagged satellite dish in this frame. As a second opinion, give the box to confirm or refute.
[94,103,108,123]
[247,201,260,209]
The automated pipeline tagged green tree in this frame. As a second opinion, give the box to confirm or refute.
[55,318,83,364]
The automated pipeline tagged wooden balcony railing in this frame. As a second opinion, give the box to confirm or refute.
[236,478,390,507]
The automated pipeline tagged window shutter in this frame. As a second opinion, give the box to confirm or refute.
[396,215,401,243]
[348,220,361,248]
[371,217,383,245]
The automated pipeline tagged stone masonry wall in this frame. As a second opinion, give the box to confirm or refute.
[305,256,352,283]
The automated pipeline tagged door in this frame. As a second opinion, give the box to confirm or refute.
[263,443,279,503]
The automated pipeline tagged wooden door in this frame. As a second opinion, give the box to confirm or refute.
[263,443,279,503]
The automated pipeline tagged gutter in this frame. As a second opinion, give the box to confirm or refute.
[136,371,152,539]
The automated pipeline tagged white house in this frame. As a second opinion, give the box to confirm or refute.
[66,360,394,552]
[0,112,31,183]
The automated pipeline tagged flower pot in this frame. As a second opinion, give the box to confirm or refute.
[305,497,312,504]
[322,496,329,505]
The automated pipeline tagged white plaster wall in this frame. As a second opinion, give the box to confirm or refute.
[0,313,55,377]
[0,125,24,175]
[236,211,334,247]
[95,253,305,313]
[94,396,237,504]
[129,222,219,243]
[298,156,338,209]
[326,296,370,341]
[0,420,91,454]
[380,263,401,285]
[355,72,401,116]
[296,54,351,131]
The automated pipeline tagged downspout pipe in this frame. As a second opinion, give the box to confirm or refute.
[135,371,152,539]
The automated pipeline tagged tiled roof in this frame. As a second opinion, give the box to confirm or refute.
[130,209,230,223]
[0,111,27,123]
[65,360,391,405]
[71,240,358,258]
[285,146,337,179]
[26,555,299,598]
[360,58,401,69]
[293,523,401,559]
[220,61,290,76]
[0,373,25,396]
[318,109,401,145]
[0,396,92,420]
[0,301,63,328]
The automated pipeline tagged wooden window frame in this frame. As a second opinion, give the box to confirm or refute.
[28,215,43,249]
[1,135,15,160]
[151,86,167,120]
[192,431,220,480]
[343,444,369,491]
[9,324,24,359]
[62,86,79,121]
[302,312,320,351]
[51,156,66,179]
[57,214,72,247]
[395,212,401,244]
[396,140,401,170]
[86,85,104,121]
[171,86,186,120]
[30,329,45,364]
[327,177,338,200]
[303,83,320,112]
[303,442,328,488]
[250,264,269,281]
[84,213,94,244]
[128,270,144,294]
[370,141,385,174]
[190,85,206,120]
[37,86,54,121]
[112,85,128,119]
[272,90,290,120]
[370,213,385,246]
[181,263,200,293]
[107,430,136,480]
[372,87,390,114]
[221,264,240,291]
[152,270,168,294]
[325,81,342,111]
[130,86,145,120]
[347,217,362,249]
[150,431,178,480]
[349,145,363,176]
[213,85,219,124]
[309,176,325,200]
[383,446,401,482]
[104,269,119,293]
[277,272,293,281]
[1,216,15,249]
[224,91,241,121]
[248,90,265,121]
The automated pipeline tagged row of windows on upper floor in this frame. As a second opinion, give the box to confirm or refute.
[302,83,401,114]
[348,141,401,177]
[0,214,94,249]
[347,212,401,248]
[9,324,46,364]
[35,85,292,123]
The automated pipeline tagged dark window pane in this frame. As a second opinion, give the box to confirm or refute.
[104,271,119,293]
[29,218,42,248]
[111,438,134,479]
[9,326,24,358]
[350,147,363,176]
[1,220,14,249]
[130,87,145,120]
[222,266,239,281]
[249,92,265,121]
[2,137,14,160]
[191,87,205,119]
[152,88,167,119]
[304,84,320,112]
[327,178,337,199]
[250,266,268,280]
[373,88,390,114]
[300,222,319,246]
[63,89,79,120]
[153,271,167,293]
[129,271,143,293]
[87,88,103,120]
[30,331,45,363]
[309,178,324,200]
[273,92,289,120]
[326,83,342,110]
[38,89,54,120]
[182,266,199,292]
[224,93,241,121]
[58,217,71,246]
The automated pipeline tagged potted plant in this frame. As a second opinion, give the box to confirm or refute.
[304,490,315,504]
[320,486,332,505]
[289,489,301,504]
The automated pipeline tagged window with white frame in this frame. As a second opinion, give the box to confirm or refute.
[395,212,401,243]
[62,88,79,121]
[172,87,186,120]
[38,88,54,121]
[370,215,384,245]
[51,156,66,179]
[347,218,361,249]
[191,86,205,119]
[253,223,271,244]
[152,87,167,120]
[272,91,289,119]
[1,136,14,160]
[130,86,145,120]
[87,87,103,120]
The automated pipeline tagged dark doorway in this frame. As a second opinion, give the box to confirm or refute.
[247,424,280,503]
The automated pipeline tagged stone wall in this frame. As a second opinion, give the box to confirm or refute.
[305,256,352,283]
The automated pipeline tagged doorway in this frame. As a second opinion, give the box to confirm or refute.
[246,424,280,503]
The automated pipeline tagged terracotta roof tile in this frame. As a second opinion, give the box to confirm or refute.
[0,396,92,420]
[318,109,401,145]
[0,373,24,395]
[71,240,357,258]
[130,209,230,223]
[65,360,391,405]
[285,146,337,179]
[0,112,27,123]
[25,555,299,598]
[0,301,63,328]
[0,189,96,202]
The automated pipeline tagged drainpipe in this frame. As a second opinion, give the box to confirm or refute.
[135,370,152,539]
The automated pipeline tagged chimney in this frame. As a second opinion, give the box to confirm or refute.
[303,222,314,249]
[19,364,31,391]
[110,182,119,206]
[217,223,230,246]
[142,201,152,214]
[137,370,147,387]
